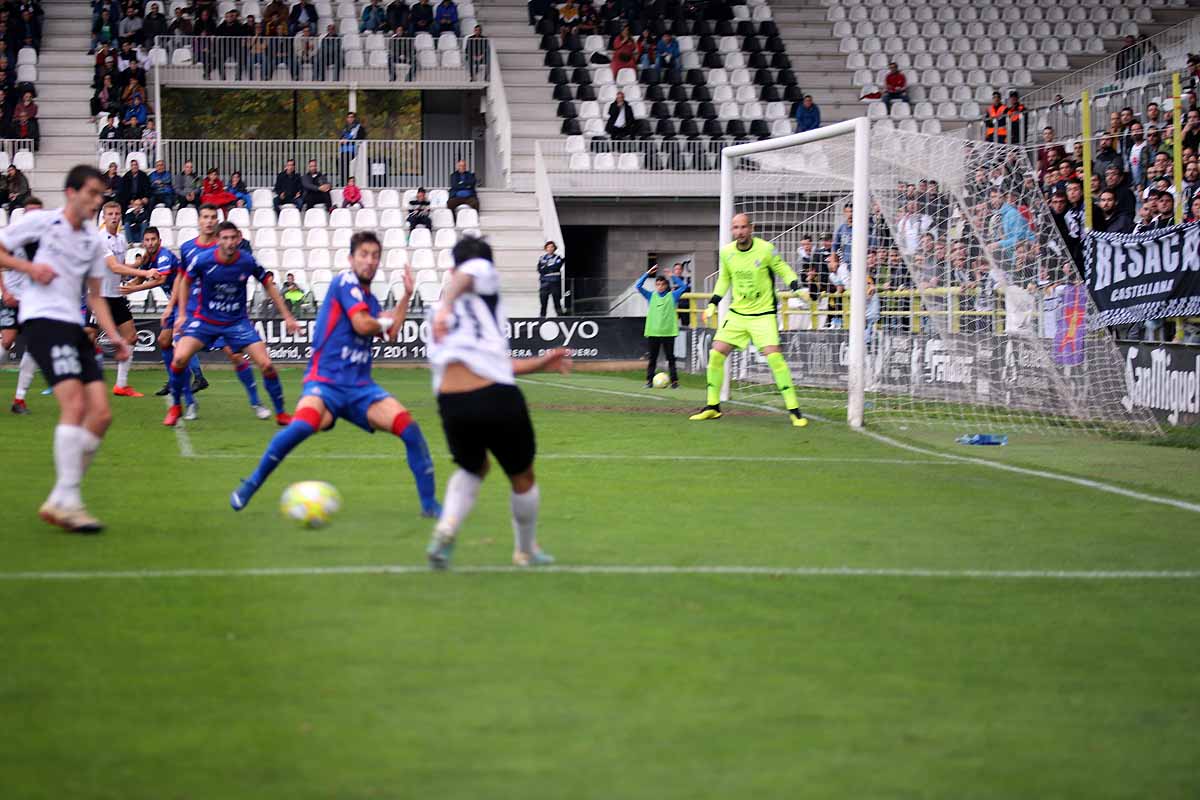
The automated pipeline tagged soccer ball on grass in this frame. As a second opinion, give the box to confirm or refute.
[651,372,671,389]
[280,481,342,528]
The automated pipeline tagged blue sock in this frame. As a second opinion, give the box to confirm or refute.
[235,362,260,406]
[189,356,204,380]
[263,371,285,414]
[160,347,173,372]
[169,364,189,406]
[248,418,315,489]
[399,422,438,509]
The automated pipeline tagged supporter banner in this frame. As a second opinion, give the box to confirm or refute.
[111,317,650,363]
[1117,341,1200,427]
[1082,222,1200,329]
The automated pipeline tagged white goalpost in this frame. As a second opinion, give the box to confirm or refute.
[711,120,1158,434]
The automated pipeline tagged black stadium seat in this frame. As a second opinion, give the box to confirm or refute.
[568,51,588,68]
[691,85,712,102]
[548,67,568,85]
[656,118,678,138]
[675,101,695,120]
[557,101,578,118]
[714,20,734,36]
[759,21,778,37]
[698,101,717,120]
[669,84,690,102]
[748,52,768,69]
[634,119,653,138]
[703,51,723,69]
[698,35,717,53]
[753,68,773,85]
[562,33,582,51]
[665,68,684,86]
[767,36,785,53]
[772,52,790,70]
[736,21,755,37]
[777,69,797,86]
[685,68,706,86]
[750,120,771,138]
[680,119,700,138]
[572,67,592,84]
[760,85,782,103]
[640,67,660,84]
[645,83,666,101]
[544,50,564,68]
[539,35,559,51]
[692,19,712,36]
[651,101,672,119]
[576,84,597,101]
[726,119,748,138]
[785,85,803,102]
[742,36,762,53]
[553,83,573,101]
[561,118,582,135]
[703,119,724,137]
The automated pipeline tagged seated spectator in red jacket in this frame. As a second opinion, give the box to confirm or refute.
[610,25,636,78]
[883,62,909,112]
[341,176,363,208]
[200,168,239,210]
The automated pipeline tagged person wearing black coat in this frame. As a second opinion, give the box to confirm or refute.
[272,158,303,211]
[117,161,152,211]
[1092,189,1134,234]
[288,1,318,35]
[605,91,636,139]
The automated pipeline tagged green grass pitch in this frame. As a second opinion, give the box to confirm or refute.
[1,365,1198,799]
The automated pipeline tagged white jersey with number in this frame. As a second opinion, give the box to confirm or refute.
[99,227,127,297]
[0,209,108,326]
[428,257,515,392]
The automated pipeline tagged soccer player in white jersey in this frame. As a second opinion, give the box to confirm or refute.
[0,196,45,413]
[0,165,129,532]
[425,236,572,569]
[96,200,157,398]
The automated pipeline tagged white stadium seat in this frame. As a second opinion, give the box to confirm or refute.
[383,228,407,249]
[278,207,302,228]
[377,189,401,209]
[251,208,276,228]
[305,228,330,248]
[380,209,406,230]
[328,208,353,228]
[431,208,454,229]
[149,207,174,227]
[455,207,479,228]
[279,228,304,248]
[303,208,328,227]
[434,228,457,249]
[175,207,199,228]
[227,207,251,228]
[255,228,278,248]
[408,227,433,249]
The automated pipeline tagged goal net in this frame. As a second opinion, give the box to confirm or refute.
[706,124,1159,434]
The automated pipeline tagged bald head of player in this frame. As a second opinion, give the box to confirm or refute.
[731,213,754,249]
[348,230,382,284]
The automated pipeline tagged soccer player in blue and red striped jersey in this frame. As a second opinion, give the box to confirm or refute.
[230,230,440,517]
[165,221,297,427]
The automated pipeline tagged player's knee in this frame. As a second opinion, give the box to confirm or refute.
[389,409,412,437]
[509,469,535,493]
[262,365,277,380]
[294,405,322,430]
[88,403,113,432]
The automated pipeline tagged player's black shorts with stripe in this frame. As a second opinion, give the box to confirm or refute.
[0,304,17,330]
[87,296,132,329]
[23,318,104,386]
[437,382,536,477]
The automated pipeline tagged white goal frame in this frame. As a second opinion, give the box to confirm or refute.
[718,117,871,427]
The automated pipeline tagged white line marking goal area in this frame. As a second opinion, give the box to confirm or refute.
[0,565,1197,581]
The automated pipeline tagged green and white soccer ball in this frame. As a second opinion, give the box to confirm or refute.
[652,372,671,389]
[280,481,342,528]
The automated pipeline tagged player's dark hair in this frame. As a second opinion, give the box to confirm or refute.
[199,203,220,215]
[24,196,42,208]
[349,230,381,254]
[144,226,160,237]
[64,164,103,191]
[217,221,239,234]
[452,235,493,266]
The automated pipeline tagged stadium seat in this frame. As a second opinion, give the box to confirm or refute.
[176,207,199,228]
[282,248,306,271]
[385,249,408,270]
[124,151,147,171]
[431,208,454,229]
[377,189,401,209]
[308,250,332,271]
[227,207,251,228]
[328,208,353,229]
[280,228,304,248]
[251,208,276,229]
[383,228,406,249]
[251,189,273,209]
[455,207,479,229]
[411,248,435,270]
[278,207,302,228]
[149,207,173,227]
[332,248,350,267]
[428,189,449,208]
[330,228,353,249]
[408,227,433,249]
[569,153,590,171]
[177,226,198,243]
[380,209,405,230]
[305,229,330,248]
[159,229,176,248]
[255,228,278,248]
[353,209,378,228]
[17,47,35,66]
[171,47,193,66]
[434,228,457,249]
[437,249,456,270]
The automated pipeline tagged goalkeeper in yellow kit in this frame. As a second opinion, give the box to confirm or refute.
[690,213,808,427]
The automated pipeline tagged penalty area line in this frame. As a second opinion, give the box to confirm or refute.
[0,565,1197,581]
[183,452,952,465]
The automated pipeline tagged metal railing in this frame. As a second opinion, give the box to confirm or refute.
[97,139,475,190]
[0,138,35,163]
[484,40,510,189]
[152,34,490,88]
[535,137,743,195]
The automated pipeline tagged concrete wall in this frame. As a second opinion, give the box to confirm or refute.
[557,198,722,289]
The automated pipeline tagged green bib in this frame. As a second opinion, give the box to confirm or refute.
[645,290,680,338]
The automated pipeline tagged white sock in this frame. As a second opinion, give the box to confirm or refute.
[115,356,131,388]
[435,468,482,538]
[79,427,102,476]
[0,342,8,364]
[15,352,37,400]
[511,483,540,555]
[51,424,86,509]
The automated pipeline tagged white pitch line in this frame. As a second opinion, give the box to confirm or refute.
[0,565,1196,581]
[860,428,1200,515]
[184,451,951,465]
[165,396,195,458]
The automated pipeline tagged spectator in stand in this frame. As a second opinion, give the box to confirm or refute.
[118,159,151,210]
[11,89,36,150]
[272,158,303,211]
[92,7,115,52]
[301,159,332,209]
[263,0,289,34]
[597,0,621,31]
[168,7,193,37]
[101,161,120,204]
[527,0,551,27]
[282,272,306,309]
[148,159,174,209]
[465,24,488,81]
[1047,192,1081,269]
[200,168,237,210]
[173,160,201,208]
[1103,165,1137,219]
[1145,101,1162,129]
[290,26,317,80]
[387,27,417,81]
[537,240,564,317]
[338,111,366,185]
[2,164,28,210]
[248,21,273,79]
[895,199,931,253]
[434,0,460,36]
[1092,134,1122,179]
[605,90,636,140]
[882,62,908,113]
[984,91,1007,143]
[1182,160,1200,210]
[409,0,434,35]
[1126,121,1149,187]
[575,0,599,37]
[386,0,410,33]
[316,23,342,80]
[341,176,363,208]
[1006,91,1025,144]
[610,24,636,78]
[92,74,120,122]
[228,171,252,208]
[143,3,167,47]
[634,30,655,69]
[446,159,478,212]
[1182,109,1200,154]
[215,9,251,80]
[987,187,1034,258]
[1188,193,1200,224]
[123,197,149,244]
[288,0,318,35]
[140,117,158,151]
[557,0,579,34]
[123,93,147,127]
[655,31,679,71]
[117,5,143,45]
[1093,189,1134,233]
[795,94,820,132]
[406,186,431,229]
[361,0,387,33]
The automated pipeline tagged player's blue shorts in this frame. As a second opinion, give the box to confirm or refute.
[170,314,229,350]
[179,317,260,351]
[301,380,392,432]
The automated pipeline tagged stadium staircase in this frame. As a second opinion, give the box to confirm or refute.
[25,0,96,207]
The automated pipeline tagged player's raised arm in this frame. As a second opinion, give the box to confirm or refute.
[353,265,412,341]
[432,268,474,342]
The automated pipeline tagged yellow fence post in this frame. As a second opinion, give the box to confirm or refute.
[1081,89,1093,230]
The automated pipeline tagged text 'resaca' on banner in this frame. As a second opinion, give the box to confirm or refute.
[1083,222,1200,330]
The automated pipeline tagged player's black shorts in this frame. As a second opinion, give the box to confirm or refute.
[0,304,17,330]
[23,318,104,386]
[89,296,132,328]
[437,382,536,477]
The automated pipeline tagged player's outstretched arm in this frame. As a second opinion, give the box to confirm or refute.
[106,254,155,280]
[85,277,130,361]
[513,347,573,376]
[262,276,300,334]
[119,270,166,295]
[0,243,55,284]
[432,269,474,342]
